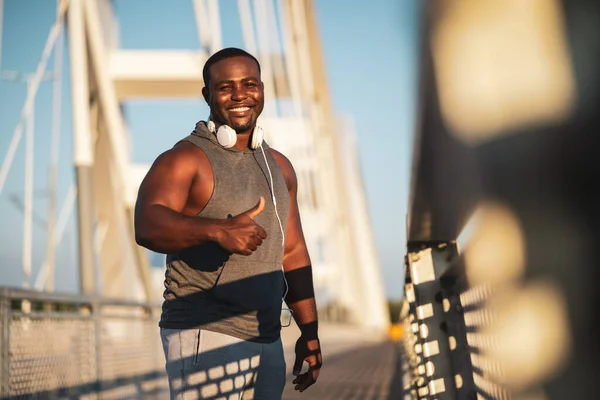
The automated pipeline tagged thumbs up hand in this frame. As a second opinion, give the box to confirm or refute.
[217,197,268,255]
[243,196,266,220]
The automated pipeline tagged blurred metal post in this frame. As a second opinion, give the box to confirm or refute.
[192,0,211,50]
[93,298,103,394]
[437,259,475,400]
[404,242,475,399]
[45,0,65,292]
[68,0,96,295]
[206,0,222,54]
[0,0,3,72]
[404,0,600,398]
[0,292,8,397]
[22,78,35,290]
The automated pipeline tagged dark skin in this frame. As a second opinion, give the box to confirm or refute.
[134,55,321,393]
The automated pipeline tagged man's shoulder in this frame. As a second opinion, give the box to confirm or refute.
[151,140,209,171]
[267,147,297,189]
[267,147,293,168]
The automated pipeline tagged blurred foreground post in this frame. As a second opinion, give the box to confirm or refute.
[401,0,600,398]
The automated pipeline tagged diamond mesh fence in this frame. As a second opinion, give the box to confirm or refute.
[0,289,168,399]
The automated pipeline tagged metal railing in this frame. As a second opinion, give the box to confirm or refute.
[401,0,599,398]
[0,287,168,399]
[400,244,508,399]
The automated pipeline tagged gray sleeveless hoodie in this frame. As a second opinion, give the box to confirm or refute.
[159,121,290,343]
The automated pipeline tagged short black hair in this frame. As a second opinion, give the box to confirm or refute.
[202,47,261,87]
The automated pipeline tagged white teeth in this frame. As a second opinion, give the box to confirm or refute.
[230,107,250,112]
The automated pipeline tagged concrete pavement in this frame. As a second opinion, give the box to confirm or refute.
[280,322,400,399]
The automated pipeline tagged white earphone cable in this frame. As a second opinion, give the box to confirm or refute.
[259,142,289,301]
[209,119,290,306]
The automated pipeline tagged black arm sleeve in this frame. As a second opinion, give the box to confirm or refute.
[284,265,315,304]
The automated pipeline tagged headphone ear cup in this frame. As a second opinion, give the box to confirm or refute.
[216,125,237,148]
[207,120,216,133]
[250,126,264,149]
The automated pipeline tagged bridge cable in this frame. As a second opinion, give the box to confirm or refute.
[0,0,69,196]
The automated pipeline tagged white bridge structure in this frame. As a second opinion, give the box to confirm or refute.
[0,0,389,333]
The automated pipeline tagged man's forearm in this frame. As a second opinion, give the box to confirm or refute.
[285,265,319,338]
[289,298,318,324]
[135,204,222,253]
[290,299,319,340]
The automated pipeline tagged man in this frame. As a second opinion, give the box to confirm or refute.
[134,47,322,399]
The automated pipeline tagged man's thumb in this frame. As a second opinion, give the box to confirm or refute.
[293,355,303,376]
[245,196,265,219]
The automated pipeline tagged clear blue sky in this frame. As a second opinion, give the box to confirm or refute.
[0,0,420,299]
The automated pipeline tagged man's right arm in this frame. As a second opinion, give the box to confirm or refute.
[133,145,219,254]
[134,144,268,255]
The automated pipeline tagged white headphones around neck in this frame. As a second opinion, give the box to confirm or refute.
[206,120,264,150]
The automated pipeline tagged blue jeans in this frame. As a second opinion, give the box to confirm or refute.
[160,328,286,399]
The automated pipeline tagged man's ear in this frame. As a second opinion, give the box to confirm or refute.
[202,87,210,104]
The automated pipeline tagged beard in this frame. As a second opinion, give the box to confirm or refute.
[229,118,255,133]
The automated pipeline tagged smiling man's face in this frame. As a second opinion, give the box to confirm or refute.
[202,56,264,135]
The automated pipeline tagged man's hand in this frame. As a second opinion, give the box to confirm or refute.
[292,334,322,392]
[217,197,268,255]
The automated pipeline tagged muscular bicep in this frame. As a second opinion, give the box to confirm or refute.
[270,149,311,270]
[135,144,201,216]
[284,180,311,268]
